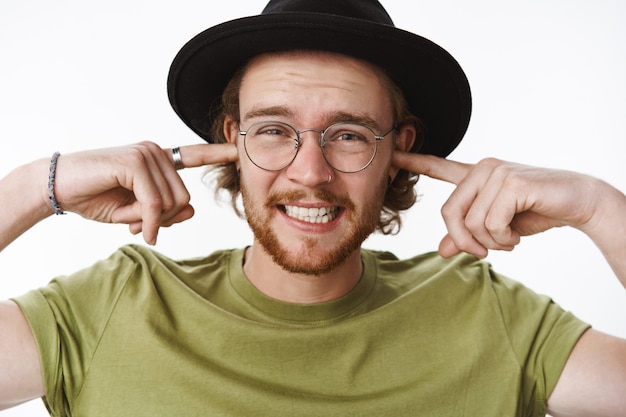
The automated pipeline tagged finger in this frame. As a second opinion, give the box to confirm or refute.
[159,204,195,227]
[144,146,177,212]
[110,144,179,244]
[131,203,196,230]
[511,210,567,238]
[167,143,238,169]
[438,234,461,258]
[152,146,192,223]
[127,204,195,235]
[482,187,521,248]
[438,166,491,257]
[392,151,472,185]
[438,233,487,259]
[129,220,142,236]
[461,163,519,251]
[114,149,191,242]
[392,151,486,256]
[114,171,164,245]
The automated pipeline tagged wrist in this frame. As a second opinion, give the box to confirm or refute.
[577,180,626,237]
[577,180,626,285]
[0,158,56,250]
[47,151,66,216]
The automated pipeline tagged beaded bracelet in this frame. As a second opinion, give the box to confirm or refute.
[48,151,65,215]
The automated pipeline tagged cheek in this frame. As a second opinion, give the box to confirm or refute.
[379,140,396,160]
[239,158,277,193]
[344,170,386,204]
[369,143,394,176]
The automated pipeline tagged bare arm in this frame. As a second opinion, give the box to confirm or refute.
[393,151,626,415]
[0,141,238,408]
[0,300,44,409]
[0,159,53,252]
[393,152,626,286]
[548,329,626,417]
[0,142,238,250]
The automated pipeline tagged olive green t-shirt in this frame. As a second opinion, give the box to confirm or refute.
[14,245,589,416]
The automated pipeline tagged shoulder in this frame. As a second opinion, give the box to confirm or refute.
[361,249,567,318]
[104,244,239,276]
[29,244,241,302]
[363,249,493,287]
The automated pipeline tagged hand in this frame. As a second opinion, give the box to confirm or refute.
[393,152,606,258]
[53,141,238,244]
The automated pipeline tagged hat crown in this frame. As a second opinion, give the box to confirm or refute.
[262,0,394,26]
[168,0,472,157]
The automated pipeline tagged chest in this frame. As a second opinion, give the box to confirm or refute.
[70,307,525,416]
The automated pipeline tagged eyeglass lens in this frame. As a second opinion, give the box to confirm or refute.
[243,122,379,172]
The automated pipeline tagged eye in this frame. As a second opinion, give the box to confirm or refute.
[328,129,369,143]
[256,125,291,137]
[325,123,375,144]
[337,132,363,141]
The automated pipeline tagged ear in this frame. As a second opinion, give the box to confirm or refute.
[223,116,241,169]
[388,124,417,181]
[223,116,239,145]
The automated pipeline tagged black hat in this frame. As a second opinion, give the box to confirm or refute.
[167,0,472,157]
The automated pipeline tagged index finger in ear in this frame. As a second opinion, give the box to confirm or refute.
[168,143,238,169]
[392,151,472,185]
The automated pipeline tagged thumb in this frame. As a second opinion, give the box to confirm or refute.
[438,234,489,259]
[438,234,462,258]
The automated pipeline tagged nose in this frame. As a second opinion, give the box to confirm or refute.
[285,131,333,186]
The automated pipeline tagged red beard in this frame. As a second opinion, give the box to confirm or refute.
[241,177,386,276]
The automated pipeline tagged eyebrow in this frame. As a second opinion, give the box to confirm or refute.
[243,106,295,122]
[324,111,382,131]
[243,106,383,131]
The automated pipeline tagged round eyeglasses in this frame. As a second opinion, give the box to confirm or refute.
[239,121,396,173]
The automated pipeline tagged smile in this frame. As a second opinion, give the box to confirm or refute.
[282,205,340,224]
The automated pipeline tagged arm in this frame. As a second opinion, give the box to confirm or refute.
[393,152,626,415]
[0,158,54,252]
[0,300,44,410]
[548,329,626,417]
[393,153,626,287]
[0,142,238,250]
[0,141,238,408]
[0,143,187,250]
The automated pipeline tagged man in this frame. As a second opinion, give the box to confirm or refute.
[1,0,625,416]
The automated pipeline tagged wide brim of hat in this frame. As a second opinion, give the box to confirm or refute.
[167,12,472,157]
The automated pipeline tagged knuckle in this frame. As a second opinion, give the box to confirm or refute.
[464,215,484,233]
[484,217,503,234]
[143,195,164,211]
[128,141,160,161]
[135,140,160,150]
[181,194,191,207]
[440,201,457,219]
[160,200,175,212]
[125,148,146,165]
[500,170,523,190]
[454,236,475,253]
[476,157,502,168]
[125,145,153,166]
[164,192,191,213]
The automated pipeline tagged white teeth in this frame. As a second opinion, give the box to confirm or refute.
[284,205,338,224]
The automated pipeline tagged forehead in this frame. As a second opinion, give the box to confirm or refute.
[238,51,394,126]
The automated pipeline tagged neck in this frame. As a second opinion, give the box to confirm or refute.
[242,242,363,304]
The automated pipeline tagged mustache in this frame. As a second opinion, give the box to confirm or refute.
[265,189,355,211]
